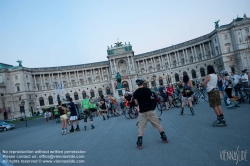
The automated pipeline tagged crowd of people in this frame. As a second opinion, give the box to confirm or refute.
[44,65,249,149]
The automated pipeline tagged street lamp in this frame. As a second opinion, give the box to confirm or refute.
[20,100,27,127]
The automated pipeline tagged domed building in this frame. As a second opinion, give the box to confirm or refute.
[0,16,250,119]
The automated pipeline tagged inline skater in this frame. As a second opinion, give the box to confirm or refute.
[179,75,194,115]
[58,101,68,134]
[68,97,80,132]
[99,95,109,120]
[81,96,95,131]
[133,78,168,149]
[202,65,226,127]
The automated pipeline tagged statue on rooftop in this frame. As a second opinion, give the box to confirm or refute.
[16,60,22,67]
[214,20,220,29]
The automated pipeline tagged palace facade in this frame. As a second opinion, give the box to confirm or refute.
[0,16,250,119]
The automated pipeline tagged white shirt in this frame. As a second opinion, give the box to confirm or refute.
[241,73,248,82]
[207,74,217,92]
[231,75,240,85]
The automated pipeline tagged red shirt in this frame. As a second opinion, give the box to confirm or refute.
[167,87,174,96]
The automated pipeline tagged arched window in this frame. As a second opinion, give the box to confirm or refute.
[175,73,180,82]
[200,68,205,77]
[65,93,70,101]
[39,97,44,106]
[183,71,187,76]
[106,87,111,95]
[98,88,103,96]
[159,77,163,85]
[82,91,86,99]
[74,92,79,100]
[166,75,171,84]
[191,70,197,79]
[90,89,95,98]
[48,96,53,105]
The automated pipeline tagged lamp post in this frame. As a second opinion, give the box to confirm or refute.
[20,100,27,127]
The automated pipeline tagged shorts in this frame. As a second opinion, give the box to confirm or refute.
[60,114,68,120]
[207,89,221,107]
[111,103,118,110]
[218,87,224,91]
[182,94,192,100]
[162,94,168,102]
[137,110,162,132]
[70,116,78,121]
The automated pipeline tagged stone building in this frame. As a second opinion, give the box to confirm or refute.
[0,16,250,119]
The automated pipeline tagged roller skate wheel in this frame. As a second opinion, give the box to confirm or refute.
[137,145,142,150]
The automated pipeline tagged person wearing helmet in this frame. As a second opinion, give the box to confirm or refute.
[133,78,168,149]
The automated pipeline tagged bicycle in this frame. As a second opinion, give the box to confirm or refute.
[123,105,138,119]
[156,96,166,117]
[168,92,182,108]
[196,87,208,102]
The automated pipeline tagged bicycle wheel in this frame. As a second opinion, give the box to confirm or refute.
[156,102,163,117]
[129,107,138,119]
[124,107,131,119]
[173,98,182,108]
[203,93,208,102]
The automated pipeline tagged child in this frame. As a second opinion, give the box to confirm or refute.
[225,80,241,107]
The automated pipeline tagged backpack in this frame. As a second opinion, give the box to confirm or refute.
[183,82,191,95]
[151,91,158,108]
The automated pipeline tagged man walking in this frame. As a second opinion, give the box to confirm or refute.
[68,97,80,132]
[133,78,168,149]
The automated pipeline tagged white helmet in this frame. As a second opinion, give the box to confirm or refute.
[220,70,228,75]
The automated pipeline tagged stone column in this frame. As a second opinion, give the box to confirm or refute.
[114,60,117,72]
[153,58,156,71]
[43,74,47,90]
[77,71,80,85]
[209,41,213,58]
[84,70,88,84]
[68,72,72,86]
[145,59,148,72]
[159,56,162,69]
[110,60,114,75]
[39,74,43,90]
[194,46,198,62]
[182,50,186,64]
[167,54,171,68]
[127,56,131,70]
[174,52,178,66]
[185,49,189,64]
[200,45,204,60]
[202,43,206,59]
[33,75,37,90]
[60,72,64,88]
[131,56,135,70]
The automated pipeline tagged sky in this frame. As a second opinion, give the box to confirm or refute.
[0,0,249,68]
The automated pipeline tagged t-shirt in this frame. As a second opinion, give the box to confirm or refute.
[82,99,90,111]
[167,87,174,97]
[110,96,117,103]
[68,102,77,116]
[54,109,59,115]
[241,73,248,82]
[133,87,154,113]
[125,94,132,101]
[158,86,166,96]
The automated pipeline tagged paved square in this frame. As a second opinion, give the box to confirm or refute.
[1,101,250,166]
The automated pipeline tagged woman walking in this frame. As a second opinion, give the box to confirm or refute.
[179,75,194,115]
[202,65,226,127]
[58,101,68,134]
